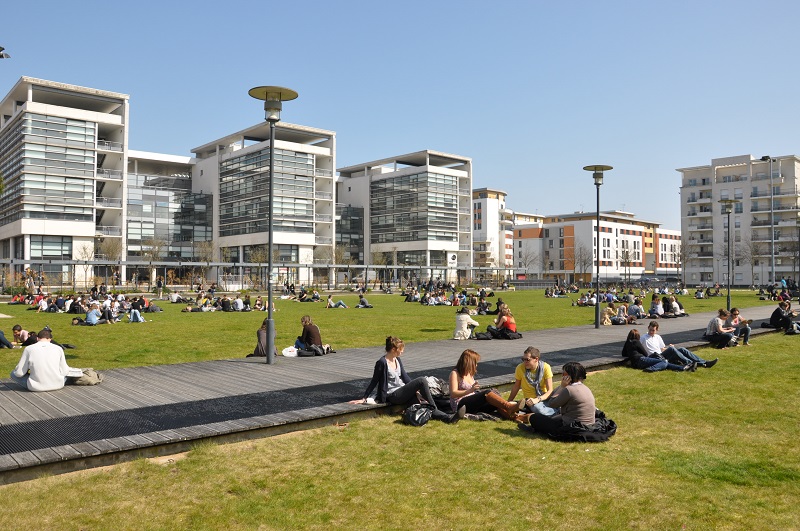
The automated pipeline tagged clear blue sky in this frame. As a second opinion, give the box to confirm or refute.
[2,0,798,230]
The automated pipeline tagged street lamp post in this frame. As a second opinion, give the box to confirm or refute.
[719,199,740,311]
[583,165,613,329]
[760,156,776,285]
[249,86,299,365]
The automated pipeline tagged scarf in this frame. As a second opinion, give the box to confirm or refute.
[524,360,545,397]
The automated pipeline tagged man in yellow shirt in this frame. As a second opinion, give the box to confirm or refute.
[507,346,557,419]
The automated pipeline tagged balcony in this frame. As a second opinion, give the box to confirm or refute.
[96,197,123,208]
[315,214,332,222]
[314,191,333,200]
[751,173,783,182]
[715,174,747,184]
[97,140,123,152]
[95,226,122,236]
[314,168,332,177]
[459,244,471,251]
[458,188,471,195]
[459,208,470,214]
[96,168,123,180]
[315,237,332,245]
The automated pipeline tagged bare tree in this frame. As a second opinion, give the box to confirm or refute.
[738,233,764,287]
[518,247,539,276]
[76,243,94,289]
[248,245,269,291]
[678,243,690,286]
[618,248,634,285]
[141,237,168,290]
[97,238,122,261]
[573,242,593,285]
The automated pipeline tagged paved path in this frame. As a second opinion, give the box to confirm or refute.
[0,305,777,483]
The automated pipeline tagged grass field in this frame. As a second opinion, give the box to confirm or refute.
[0,331,797,530]
[0,289,776,373]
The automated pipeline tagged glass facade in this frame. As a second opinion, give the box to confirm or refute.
[126,174,213,260]
[335,205,364,264]
[219,147,316,237]
[370,172,459,244]
[0,113,96,226]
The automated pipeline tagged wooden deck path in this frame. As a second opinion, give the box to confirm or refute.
[0,305,777,483]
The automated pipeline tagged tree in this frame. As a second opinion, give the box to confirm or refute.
[370,251,388,287]
[738,234,764,287]
[677,243,690,286]
[573,241,593,285]
[76,243,94,289]
[248,245,269,291]
[618,247,634,285]
[141,237,168,290]
[97,238,122,261]
[518,247,539,277]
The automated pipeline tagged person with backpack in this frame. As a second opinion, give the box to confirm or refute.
[350,336,464,424]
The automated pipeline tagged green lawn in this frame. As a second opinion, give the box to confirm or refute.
[0,331,797,530]
[0,289,776,373]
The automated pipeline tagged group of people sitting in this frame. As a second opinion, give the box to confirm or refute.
[452,299,519,340]
[622,321,719,372]
[350,338,614,441]
[181,292,262,312]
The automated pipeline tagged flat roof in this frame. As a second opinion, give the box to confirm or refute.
[192,121,334,154]
[338,149,471,174]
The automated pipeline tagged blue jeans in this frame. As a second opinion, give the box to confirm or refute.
[636,355,685,372]
[0,330,14,349]
[735,325,751,343]
[707,332,734,349]
[331,301,347,308]
[129,309,144,322]
[663,346,707,365]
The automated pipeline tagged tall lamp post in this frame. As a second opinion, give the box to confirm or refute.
[760,155,776,285]
[249,86,299,364]
[719,199,740,311]
[584,165,613,329]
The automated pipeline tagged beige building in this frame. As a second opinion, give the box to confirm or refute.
[677,154,800,286]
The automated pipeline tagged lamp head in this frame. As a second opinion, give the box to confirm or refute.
[248,86,298,124]
[0,46,10,59]
[583,165,612,186]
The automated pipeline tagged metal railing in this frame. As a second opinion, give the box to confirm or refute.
[97,140,123,151]
[96,197,123,208]
[96,168,123,179]
[95,226,122,236]
[315,191,333,200]
[315,214,332,222]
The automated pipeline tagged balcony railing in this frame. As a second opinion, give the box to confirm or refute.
[97,140,123,152]
[751,173,783,182]
[315,168,333,177]
[96,168,123,180]
[95,226,122,236]
[459,244,471,251]
[315,214,332,222]
[715,175,747,184]
[315,191,333,200]
[315,237,332,245]
[96,197,123,208]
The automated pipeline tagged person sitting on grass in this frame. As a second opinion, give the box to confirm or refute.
[487,306,516,337]
[86,303,113,325]
[349,336,464,424]
[326,294,348,308]
[521,361,596,434]
[724,307,751,346]
[622,329,693,372]
[641,321,717,369]
[294,315,322,351]
[770,300,798,331]
[355,295,372,308]
[648,295,664,318]
[447,349,519,420]
[507,346,557,419]
[705,309,736,349]
[453,306,479,340]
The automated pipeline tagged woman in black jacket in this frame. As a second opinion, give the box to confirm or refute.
[622,329,692,372]
[350,336,463,423]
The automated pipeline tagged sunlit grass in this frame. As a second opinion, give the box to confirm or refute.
[1,331,797,530]
[0,289,775,373]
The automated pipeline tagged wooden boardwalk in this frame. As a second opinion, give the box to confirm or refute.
[0,305,777,483]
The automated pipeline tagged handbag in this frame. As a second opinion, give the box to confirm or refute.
[403,403,435,426]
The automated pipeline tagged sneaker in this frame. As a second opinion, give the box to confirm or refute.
[704,358,719,368]
[682,363,693,372]
[517,422,536,434]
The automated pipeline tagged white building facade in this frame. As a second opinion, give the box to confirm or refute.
[677,154,800,287]
[337,150,472,282]
[471,188,513,273]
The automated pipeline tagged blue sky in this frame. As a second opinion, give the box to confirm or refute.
[2,0,799,229]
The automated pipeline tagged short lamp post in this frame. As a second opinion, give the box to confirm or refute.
[584,165,613,329]
[249,86,299,364]
[719,199,740,311]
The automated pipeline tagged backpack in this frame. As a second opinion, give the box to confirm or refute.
[67,368,103,386]
[403,403,434,427]
[474,332,493,340]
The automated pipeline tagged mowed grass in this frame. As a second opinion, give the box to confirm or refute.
[0,331,797,530]
[0,289,776,373]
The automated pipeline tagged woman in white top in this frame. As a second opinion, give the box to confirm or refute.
[453,307,479,339]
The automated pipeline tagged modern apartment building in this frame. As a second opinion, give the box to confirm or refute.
[337,150,472,281]
[471,188,513,272]
[677,154,800,286]
[0,76,334,288]
[0,77,134,285]
[191,122,336,285]
[513,210,681,284]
